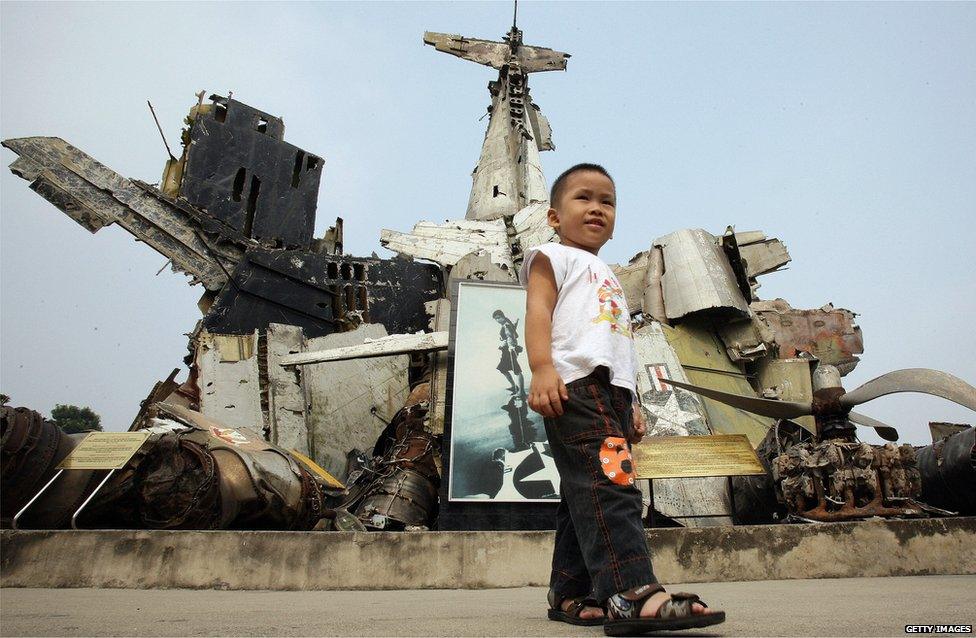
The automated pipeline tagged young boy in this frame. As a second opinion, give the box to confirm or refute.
[519,164,725,636]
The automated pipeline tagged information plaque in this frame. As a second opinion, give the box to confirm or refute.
[631,434,765,479]
[57,431,151,470]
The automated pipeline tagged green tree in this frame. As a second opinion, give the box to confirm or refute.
[0,393,9,406]
[51,404,102,433]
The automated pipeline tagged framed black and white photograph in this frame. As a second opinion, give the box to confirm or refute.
[447,280,560,503]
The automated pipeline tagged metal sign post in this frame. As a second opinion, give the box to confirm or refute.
[12,470,64,530]
[11,431,150,530]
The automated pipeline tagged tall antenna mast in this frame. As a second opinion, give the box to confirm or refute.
[513,0,518,29]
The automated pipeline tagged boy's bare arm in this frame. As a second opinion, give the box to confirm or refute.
[525,254,568,417]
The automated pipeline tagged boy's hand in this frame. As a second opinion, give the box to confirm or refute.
[629,403,647,444]
[528,365,569,417]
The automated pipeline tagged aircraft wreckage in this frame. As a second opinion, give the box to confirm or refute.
[2,21,974,534]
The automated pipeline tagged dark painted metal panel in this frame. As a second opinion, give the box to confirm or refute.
[180,96,322,249]
[203,249,443,339]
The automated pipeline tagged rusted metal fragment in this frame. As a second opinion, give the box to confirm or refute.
[302,324,410,479]
[751,299,863,375]
[265,324,310,455]
[7,154,112,232]
[380,218,513,269]
[179,95,323,249]
[773,439,929,522]
[2,136,243,290]
[281,331,447,367]
[610,251,649,315]
[194,331,265,432]
[202,249,442,339]
[423,31,569,73]
[654,229,750,320]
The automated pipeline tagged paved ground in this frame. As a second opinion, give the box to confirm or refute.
[1,576,974,637]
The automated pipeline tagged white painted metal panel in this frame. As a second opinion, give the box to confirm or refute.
[281,331,448,367]
[195,330,265,432]
[303,324,410,478]
[265,323,310,454]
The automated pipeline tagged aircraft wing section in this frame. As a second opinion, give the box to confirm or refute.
[424,32,570,72]
[517,44,570,73]
[423,32,510,70]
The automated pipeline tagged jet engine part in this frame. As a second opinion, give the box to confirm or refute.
[1,406,99,529]
[771,440,929,522]
[351,400,440,530]
[81,404,324,530]
[916,426,975,515]
[356,468,439,531]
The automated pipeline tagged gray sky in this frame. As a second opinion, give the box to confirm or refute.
[2,1,974,445]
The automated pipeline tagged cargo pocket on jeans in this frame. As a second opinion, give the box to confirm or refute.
[599,436,636,486]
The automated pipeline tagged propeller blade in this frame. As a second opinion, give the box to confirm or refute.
[840,368,976,411]
[848,411,899,442]
[659,378,813,419]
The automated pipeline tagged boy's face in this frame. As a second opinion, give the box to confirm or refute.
[547,170,616,255]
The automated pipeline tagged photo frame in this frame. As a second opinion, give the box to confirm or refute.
[446,280,560,503]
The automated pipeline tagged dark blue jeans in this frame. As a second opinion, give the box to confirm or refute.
[544,367,658,603]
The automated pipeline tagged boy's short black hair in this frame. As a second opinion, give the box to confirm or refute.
[549,163,614,208]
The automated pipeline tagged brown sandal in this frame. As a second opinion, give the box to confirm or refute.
[547,588,606,627]
[604,585,725,636]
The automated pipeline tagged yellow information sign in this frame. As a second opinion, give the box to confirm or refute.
[632,434,765,480]
[290,450,345,489]
[57,431,151,470]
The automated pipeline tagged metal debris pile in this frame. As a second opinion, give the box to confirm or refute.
[3,23,974,532]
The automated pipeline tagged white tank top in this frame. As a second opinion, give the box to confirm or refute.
[519,243,637,396]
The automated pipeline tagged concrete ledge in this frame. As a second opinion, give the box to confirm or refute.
[2,518,974,590]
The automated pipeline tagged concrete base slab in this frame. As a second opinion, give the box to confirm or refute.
[3,577,975,636]
[2,517,974,591]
